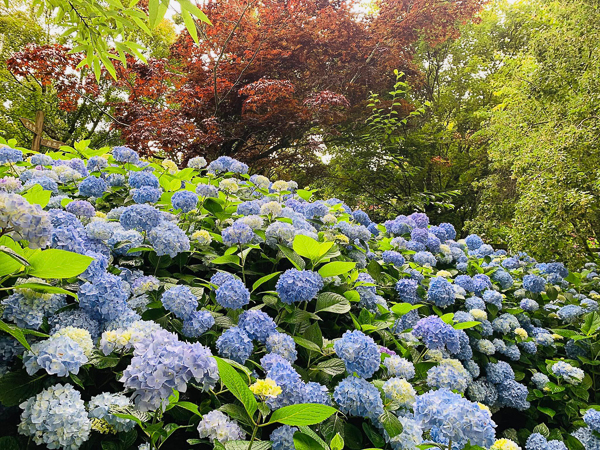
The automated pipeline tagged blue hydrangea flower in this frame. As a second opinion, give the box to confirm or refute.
[426,234,441,253]
[352,209,371,225]
[427,277,455,308]
[49,309,101,340]
[333,376,384,420]
[66,200,95,217]
[2,288,66,330]
[393,309,420,333]
[86,155,108,172]
[196,183,219,198]
[551,361,585,385]
[493,269,514,289]
[526,433,548,450]
[271,425,298,450]
[426,359,471,393]
[412,316,460,354]
[523,274,546,293]
[207,156,248,174]
[107,173,126,186]
[23,335,88,377]
[0,336,25,372]
[198,410,245,443]
[121,329,218,411]
[216,278,250,310]
[382,250,405,266]
[334,330,381,378]
[465,234,484,250]
[566,339,589,360]
[148,220,190,257]
[132,186,162,203]
[406,240,426,252]
[496,379,530,410]
[210,271,235,288]
[572,428,600,450]
[520,298,539,312]
[483,289,503,309]
[85,220,114,241]
[367,222,379,236]
[109,228,144,256]
[222,221,255,246]
[81,251,109,281]
[113,146,140,164]
[411,227,429,244]
[466,379,497,406]
[78,175,107,197]
[384,217,413,235]
[18,384,91,449]
[79,273,131,322]
[531,372,550,390]
[261,353,305,409]
[304,201,330,219]
[236,200,260,216]
[24,175,59,193]
[129,171,159,189]
[395,279,419,304]
[238,310,277,343]
[429,225,448,242]
[172,190,198,212]
[162,285,198,319]
[486,361,515,385]
[216,327,253,363]
[266,332,298,363]
[492,314,520,333]
[439,222,456,240]
[413,251,437,267]
[558,304,584,323]
[389,416,424,450]
[414,388,496,448]
[409,212,429,228]
[302,381,332,405]
[276,269,323,304]
[181,311,215,337]
[120,204,162,231]
[473,274,492,294]
[0,146,23,163]
[465,296,486,311]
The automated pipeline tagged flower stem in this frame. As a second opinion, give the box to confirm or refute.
[248,411,262,450]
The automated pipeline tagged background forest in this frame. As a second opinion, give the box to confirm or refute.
[1,0,599,267]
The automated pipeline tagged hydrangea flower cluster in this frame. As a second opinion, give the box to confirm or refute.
[414,389,496,448]
[276,268,323,304]
[120,329,218,410]
[334,330,380,378]
[19,384,91,449]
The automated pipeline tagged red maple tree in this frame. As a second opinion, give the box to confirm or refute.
[8,0,486,167]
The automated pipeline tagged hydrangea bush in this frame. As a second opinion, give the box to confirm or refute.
[0,138,599,450]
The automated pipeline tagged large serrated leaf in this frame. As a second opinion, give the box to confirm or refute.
[314,358,346,376]
[0,370,45,406]
[214,357,257,417]
[277,245,306,270]
[315,292,351,314]
[269,403,337,426]
[294,432,326,450]
[378,410,403,438]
